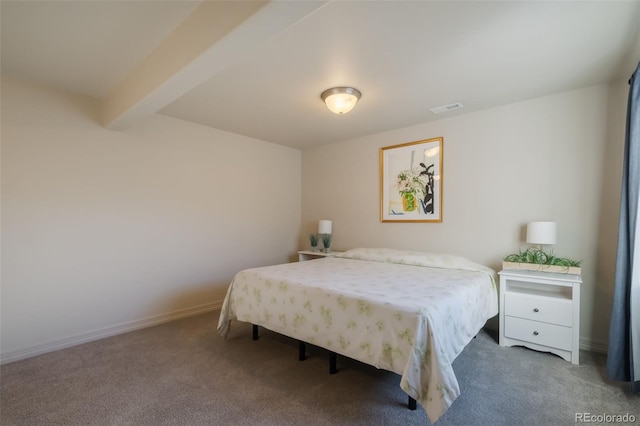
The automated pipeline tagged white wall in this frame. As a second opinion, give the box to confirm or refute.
[1,76,302,362]
[302,82,628,351]
[1,75,629,362]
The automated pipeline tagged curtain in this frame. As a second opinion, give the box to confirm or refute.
[607,62,640,393]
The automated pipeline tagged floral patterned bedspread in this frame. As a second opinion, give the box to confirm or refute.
[217,248,498,423]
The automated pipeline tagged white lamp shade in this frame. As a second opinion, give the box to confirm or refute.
[526,221,557,245]
[318,220,332,234]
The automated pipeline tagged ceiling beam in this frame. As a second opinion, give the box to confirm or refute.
[102,0,328,130]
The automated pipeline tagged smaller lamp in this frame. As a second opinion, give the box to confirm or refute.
[318,220,332,253]
[526,221,557,248]
[321,87,361,114]
[318,220,332,235]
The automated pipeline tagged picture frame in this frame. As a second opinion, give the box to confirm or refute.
[380,137,443,222]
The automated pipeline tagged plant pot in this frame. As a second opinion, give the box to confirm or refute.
[502,261,581,275]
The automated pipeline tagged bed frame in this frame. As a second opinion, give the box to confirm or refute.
[251,324,418,410]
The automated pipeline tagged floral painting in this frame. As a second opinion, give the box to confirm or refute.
[380,137,443,222]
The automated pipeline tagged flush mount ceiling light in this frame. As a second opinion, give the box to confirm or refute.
[321,87,361,114]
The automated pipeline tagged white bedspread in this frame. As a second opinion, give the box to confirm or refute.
[217,248,498,423]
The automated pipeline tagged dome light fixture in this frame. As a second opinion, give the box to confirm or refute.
[321,87,361,114]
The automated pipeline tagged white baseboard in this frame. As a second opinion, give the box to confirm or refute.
[1,303,610,365]
[580,337,608,354]
[0,300,223,365]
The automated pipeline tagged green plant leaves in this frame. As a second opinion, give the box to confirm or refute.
[503,247,581,267]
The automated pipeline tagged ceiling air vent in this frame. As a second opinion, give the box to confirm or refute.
[430,102,463,114]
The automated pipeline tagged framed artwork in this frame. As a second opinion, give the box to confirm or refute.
[380,137,443,222]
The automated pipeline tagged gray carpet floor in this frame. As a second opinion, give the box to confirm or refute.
[1,311,638,425]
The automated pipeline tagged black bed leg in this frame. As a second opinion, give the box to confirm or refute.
[252,324,259,340]
[299,341,306,361]
[408,396,417,410]
[329,351,337,374]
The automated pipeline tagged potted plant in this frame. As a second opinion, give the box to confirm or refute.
[502,247,581,274]
[322,234,332,253]
[309,233,319,252]
[396,169,426,212]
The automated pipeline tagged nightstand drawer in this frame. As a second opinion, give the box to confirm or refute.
[505,292,572,326]
[504,316,572,351]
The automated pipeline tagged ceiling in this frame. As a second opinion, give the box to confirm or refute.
[2,1,639,149]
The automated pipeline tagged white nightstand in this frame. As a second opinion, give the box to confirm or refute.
[297,250,343,262]
[499,269,581,365]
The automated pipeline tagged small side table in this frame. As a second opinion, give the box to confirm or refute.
[297,250,343,262]
[499,269,581,365]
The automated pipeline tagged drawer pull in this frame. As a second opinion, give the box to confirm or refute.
[533,331,539,336]
[533,308,539,313]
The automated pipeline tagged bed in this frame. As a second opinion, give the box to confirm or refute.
[217,248,498,423]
